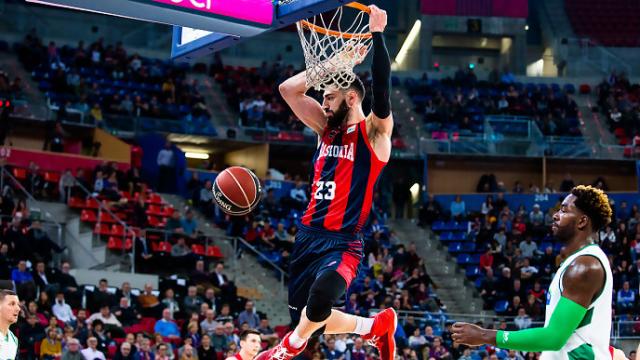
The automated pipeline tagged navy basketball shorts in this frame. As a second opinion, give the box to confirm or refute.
[288,224,364,324]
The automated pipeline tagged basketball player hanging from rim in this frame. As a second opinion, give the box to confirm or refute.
[255,5,396,360]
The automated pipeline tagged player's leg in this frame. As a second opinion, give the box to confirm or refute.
[290,270,397,360]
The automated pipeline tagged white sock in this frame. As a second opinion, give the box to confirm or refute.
[354,317,374,335]
[288,329,307,349]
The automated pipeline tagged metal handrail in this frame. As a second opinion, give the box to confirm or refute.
[70,175,135,271]
[232,236,288,298]
[0,166,100,266]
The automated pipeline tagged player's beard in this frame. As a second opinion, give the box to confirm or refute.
[553,221,575,243]
[327,100,350,129]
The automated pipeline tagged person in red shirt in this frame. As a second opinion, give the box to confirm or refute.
[479,247,494,273]
[260,222,276,250]
[244,221,261,244]
[528,281,546,301]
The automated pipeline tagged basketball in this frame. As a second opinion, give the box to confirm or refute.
[212,166,261,216]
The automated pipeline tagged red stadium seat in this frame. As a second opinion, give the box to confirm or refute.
[156,242,172,253]
[80,210,97,222]
[191,244,205,256]
[43,171,61,183]
[147,193,163,205]
[94,223,111,236]
[206,246,223,258]
[12,168,27,181]
[99,212,118,224]
[86,198,100,209]
[147,216,161,228]
[146,204,163,216]
[111,224,125,237]
[68,197,86,209]
[161,206,175,217]
[124,238,133,251]
[107,237,123,250]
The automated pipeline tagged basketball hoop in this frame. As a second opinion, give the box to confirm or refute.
[287,1,372,91]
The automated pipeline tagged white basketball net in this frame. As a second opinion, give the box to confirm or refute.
[293,4,372,91]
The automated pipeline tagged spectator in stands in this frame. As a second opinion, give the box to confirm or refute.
[59,169,75,203]
[257,318,278,346]
[138,283,161,318]
[211,263,234,303]
[135,338,154,360]
[114,341,135,360]
[322,337,344,360]
[480,268,497,310]
[114,296,140,327]
[32,261,58,297]
[20,312,45,358]
[450,195,466,220]
[518,236,538,259]
[349,338,367,360]
[199,180,215,218]
[514,308,532,330]
[418,194,442,227]
[202,288,217,311]
[216,304,234,324]
[157,141,176,193]
[189,260,211,288]
[479,247,494,273]
[87,305,122,330]
[181,209,198,237]
[259,222,276,250]
[134,230,154,273]
[210,325,228,353]
[12,260,35,300]
[617,281,635,313]
[288,181,307,210]
[53,292,76,325]
[161,288,180,318]
[40,327,63,360]
[82,337,106,360]
[154,308,180,339]
[200,309,219,337]
[91,279,115,312]
[154,342,171,360]
[559,173,575,192]
[62,338,83,360]
[170,236,193,268]
[183,286,203,315]
[237,301,259,329]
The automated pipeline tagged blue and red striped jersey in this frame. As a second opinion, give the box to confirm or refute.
[302,120,387,234]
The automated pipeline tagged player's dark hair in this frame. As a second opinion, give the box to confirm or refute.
[239,329,261,341]
[0,290,16,303]
[570,185,612,231]
[343,76,365,101]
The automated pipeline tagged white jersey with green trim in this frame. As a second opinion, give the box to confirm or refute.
[540,244,612,360]
[0,329,18,360]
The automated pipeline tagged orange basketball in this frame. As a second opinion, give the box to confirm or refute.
[212,166,261,216]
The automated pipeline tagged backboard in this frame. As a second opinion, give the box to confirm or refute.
[25,0,350,62]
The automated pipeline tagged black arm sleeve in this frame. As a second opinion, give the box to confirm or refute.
[371,31,391,119]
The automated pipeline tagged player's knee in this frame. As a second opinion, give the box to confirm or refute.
[305,271,346,323]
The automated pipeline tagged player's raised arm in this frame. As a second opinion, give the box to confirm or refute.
[368,5,393,137]
[279,71,327,136]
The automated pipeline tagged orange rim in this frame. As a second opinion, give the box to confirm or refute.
[299,2,372,39]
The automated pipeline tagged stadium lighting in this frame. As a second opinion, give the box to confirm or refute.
[525,24,529,31]
[393,20,422,67]
[185,152,209,159]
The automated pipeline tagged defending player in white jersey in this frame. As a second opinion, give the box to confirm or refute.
[452,185,613,360]
[0,290,20,360]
